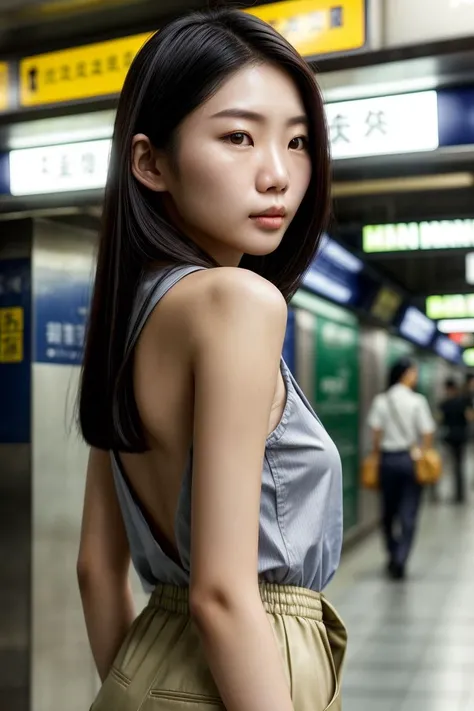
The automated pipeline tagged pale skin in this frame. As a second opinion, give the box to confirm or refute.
[78,62,312,711]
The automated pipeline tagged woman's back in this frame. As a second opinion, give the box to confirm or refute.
[112,264,342,594]
[118,265,288,567]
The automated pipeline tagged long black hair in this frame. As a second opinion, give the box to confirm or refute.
[79,8,331,451]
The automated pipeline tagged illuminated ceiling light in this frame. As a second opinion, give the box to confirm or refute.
[333,173,474,198]
[426,294,474,320]
[438,318,474,334]
[466,253,474,285]
[363,219,474,254]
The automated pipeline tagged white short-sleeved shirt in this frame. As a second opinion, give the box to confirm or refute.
[367,384,436,452]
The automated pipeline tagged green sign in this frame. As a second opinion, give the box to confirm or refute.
[363,219,474,254]
[314,315,359,532]
[464,349,474,367]
[426,293,474,320]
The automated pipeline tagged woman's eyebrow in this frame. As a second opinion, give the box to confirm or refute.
[210,108,308,126]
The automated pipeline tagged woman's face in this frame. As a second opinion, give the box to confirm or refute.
[133,62,312,266]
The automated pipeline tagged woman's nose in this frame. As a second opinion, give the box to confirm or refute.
[256,148,290,194]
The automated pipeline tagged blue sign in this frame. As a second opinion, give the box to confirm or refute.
[283,307,296,374]
[34,265,91,365]
[303,237,364,307]
[0,258,31,443]
[0,153,9,195]
[438,87,474,148]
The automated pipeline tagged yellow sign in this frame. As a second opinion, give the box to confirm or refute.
[19,1,365,108]
[20,32,151,107]
[0,62,9,112]
[246,0,366,57]
[0,307,24,363]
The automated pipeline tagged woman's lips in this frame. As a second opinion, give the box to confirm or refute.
[251,215,285,230]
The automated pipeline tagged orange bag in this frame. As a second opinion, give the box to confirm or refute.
[361,452,380,490]
[411,447,443,486]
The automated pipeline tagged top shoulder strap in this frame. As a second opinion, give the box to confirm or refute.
[386,392,416,447]
[126,264,206,354]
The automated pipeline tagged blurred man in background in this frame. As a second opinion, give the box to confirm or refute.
[439,378,474,504]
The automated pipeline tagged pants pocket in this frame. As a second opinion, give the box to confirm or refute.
[321,596,348,677]
[145,690,225,708]
[89,668,131,711]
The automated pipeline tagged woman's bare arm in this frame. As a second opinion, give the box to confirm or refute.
[186,268,295,711]
[77,448,135,681]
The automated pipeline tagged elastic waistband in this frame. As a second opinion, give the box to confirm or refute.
[149,583,323,621]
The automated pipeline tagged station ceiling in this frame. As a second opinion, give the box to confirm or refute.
[1,0,474,304]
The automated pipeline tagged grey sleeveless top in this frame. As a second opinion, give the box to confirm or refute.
[111,265,343,593]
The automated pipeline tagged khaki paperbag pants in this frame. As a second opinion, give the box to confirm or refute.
[91,583,347,711]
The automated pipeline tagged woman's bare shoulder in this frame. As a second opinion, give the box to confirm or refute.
[156,267,287,335]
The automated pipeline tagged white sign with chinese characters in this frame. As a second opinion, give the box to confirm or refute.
[325,91,439,160]
[7,90,440,197]
[45,320,86,361]
[9,138,111,196]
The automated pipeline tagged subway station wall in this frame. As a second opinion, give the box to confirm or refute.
[0,222,32,711]
[30,220,97,711]
[28,219,149,711]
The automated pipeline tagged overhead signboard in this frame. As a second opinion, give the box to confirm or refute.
[19,1,366,109]
[433,334,462,363]
[19,32,150,108]
[399,306,436,347]
[9,139,111,196]
[303,235,364,305]
[247,0,366,58]
[438,318,474,334]
[427,294,474,320]
[363,219,474,254]
[386,0,474,48]
[0,62,9,112]
[467,253,474,285]
[326,91,439,160]
[370,286,402,324]
[438,87,474,149]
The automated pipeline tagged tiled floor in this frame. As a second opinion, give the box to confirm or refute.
[327,488,474,710]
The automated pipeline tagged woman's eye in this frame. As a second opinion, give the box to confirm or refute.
[289,136,308,151]
[225,132,252,146]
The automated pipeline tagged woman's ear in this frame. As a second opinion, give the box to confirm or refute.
[131,134,169,192]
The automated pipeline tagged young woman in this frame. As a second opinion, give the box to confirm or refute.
[368,357,436,580]
[78,9,346,711]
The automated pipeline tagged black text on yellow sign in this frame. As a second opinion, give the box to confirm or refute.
[19,0,365,109]
[20,32,151,107]
[0,62,9,112]
[246,0,366,58]
[0,307,24,363]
